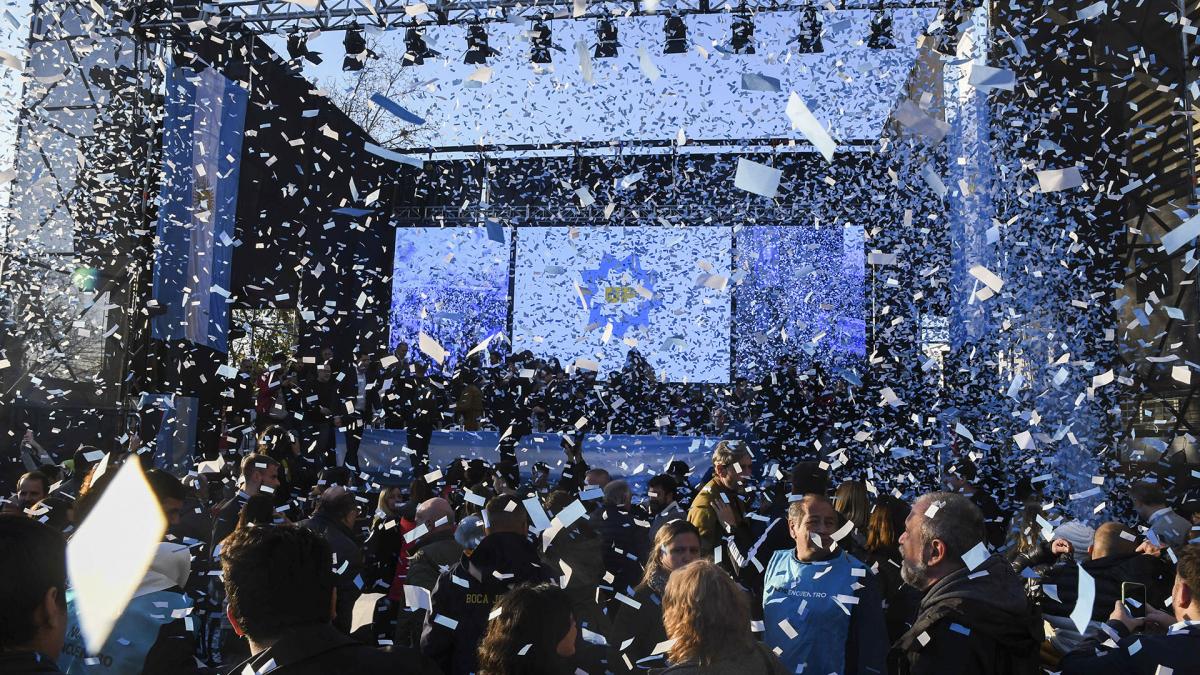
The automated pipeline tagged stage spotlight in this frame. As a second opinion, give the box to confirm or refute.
[663,13,688,54]
[867,9,895,49]
[402,26,435,66]
[730,12,754,54]
[286,29,322,65]
[343,23,371,71]
[530,15,553,64]
[594,16,618,58]
[464,23,495,64]
[792,5,823,53]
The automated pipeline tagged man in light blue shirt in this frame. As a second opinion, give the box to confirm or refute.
[763,494,888,674]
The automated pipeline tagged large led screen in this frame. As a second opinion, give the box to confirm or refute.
[511,226,732,383]
[389,226,511,364]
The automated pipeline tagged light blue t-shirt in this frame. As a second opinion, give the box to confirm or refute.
[763,549,868,674]
[60,589,192,674]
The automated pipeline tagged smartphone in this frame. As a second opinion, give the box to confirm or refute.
[1121,582,1147,619]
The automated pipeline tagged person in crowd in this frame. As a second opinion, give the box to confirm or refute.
[299,489,363,634]
[1038,521,1176,655]
[584,468,611,491]
[608,520,701,673]
[346,353,381,467]
[590,479,650,596]
[540,490,609,658]
[14,471,50,511]
[862,495,921,644]
[1130,481,1192,548]
[1060,543,1200,674]
[210,454,280,552]
[59,467,199,674]
[236,493,277,528]
[943,459,1007,550]
[395,498,464,647]
[658,560,787,674]
[405,362,440,475]
[455,368,485,431]
[647,474,686,543]
[762,494,888,674]
[833,479,870,554]
[687,441,754,565]
[363,485,405,592]
[892,491,1043,674]
[475,583,578,675]
[0,515,68,674]
[421,494,556,674]
[220,521,437,674]
[1177,488,1200,528]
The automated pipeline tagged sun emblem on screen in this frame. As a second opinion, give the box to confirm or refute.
[579,252,661,338]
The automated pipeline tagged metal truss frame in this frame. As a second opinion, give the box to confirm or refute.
[137,0,944,34]
[390,201,821,225]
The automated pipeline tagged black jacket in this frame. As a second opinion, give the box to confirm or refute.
[210,491,249,554]
[300,511,365,634]
[589,505,650,595]
[420,532,557,675]
[1040,552,1175,622]
[1060,621,1200,674]
[0,651,63,674]
[892,554,1044,675]
[229,622,440,675]
[607,577,668,674]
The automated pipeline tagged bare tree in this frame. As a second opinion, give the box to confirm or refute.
[321,36,439,149]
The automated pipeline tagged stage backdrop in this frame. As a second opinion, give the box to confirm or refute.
[389,223,864,382]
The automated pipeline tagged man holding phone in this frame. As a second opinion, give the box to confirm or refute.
[1061,544,1200,674]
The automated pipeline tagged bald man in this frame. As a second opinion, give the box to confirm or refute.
[1040,521,1175,655]
[406,498,462,591]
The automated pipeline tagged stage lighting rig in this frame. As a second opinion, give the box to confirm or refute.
[594,15,618,58]
[343,23,375,71]
[464,23,497,64]
[530,15,554,64]
[791,4,823,53]
[867,2,895,49]
[286,29,322,65]
[402,26,438,66]
[663,12,688,54]
[730,11,755,54]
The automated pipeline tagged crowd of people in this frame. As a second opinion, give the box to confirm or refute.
[219,341,862,473]
[2,414,1199,674]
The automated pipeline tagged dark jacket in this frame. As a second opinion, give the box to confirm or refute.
[0,651,63,674]
[394,531,466,649]
[407,531,465,591]
[608,576,668,674]
[300,511,364,634]
[1040,552,1175,622]
[363,518,405,592]
[229,622,440,675]
[654,642,788,675]
[420,532,557,675]
[863,547,921,644]
[892,554,1043,675]
[590,505,651,595]
[210,490,249,554]
[1060,620,1200,674]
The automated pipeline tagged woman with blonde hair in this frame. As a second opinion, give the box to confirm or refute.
[607,520,702,673]
[660,560,787,674]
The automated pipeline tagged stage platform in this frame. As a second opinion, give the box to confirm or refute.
[356,429,725,489]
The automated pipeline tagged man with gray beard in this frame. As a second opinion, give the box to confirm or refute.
[891,492,1043,675]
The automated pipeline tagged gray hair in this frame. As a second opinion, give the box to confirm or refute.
[915,492,985,563]
[711,440,749,468]
[604,479,632,507]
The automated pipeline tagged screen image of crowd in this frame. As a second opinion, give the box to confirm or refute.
[2,342,1199,675]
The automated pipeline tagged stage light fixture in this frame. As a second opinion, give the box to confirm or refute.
[530,15,553,64]
[286,29,322,65]
[663,13,688,54]
[730,12,755,54]
[866,8,895,49]
[792,5,823,53]
[402,26,434,66]
[594,16,618,58]
[343,23,370,71]
[464,23,495,64]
